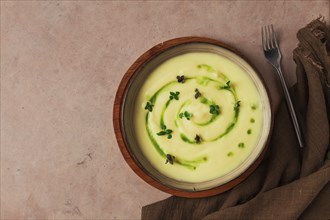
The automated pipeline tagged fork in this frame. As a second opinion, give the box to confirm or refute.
[262,24,304,148]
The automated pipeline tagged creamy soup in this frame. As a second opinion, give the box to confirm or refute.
[134,52,263,183]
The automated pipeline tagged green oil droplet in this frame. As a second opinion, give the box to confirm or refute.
[250,118,255,123]
[247,129,252,134]
[227,152,234,157]
[238,143,245,148]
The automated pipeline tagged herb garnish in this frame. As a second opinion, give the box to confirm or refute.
[144,102,154,112]
[176,75,185,83]
[179,111,193,120]
[157,125,173,139]
[209,104,220,115]
[250,118,255,123]
[251,104,257,110]
[234,101,241,111]
[221,81,231,89]
[169,91,180,100]
[247,129,252,135]
[165,154,175,165]
[195,134,202,144]
[238,143,245,148]
[194,88,201,99]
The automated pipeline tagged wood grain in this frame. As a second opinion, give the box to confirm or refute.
[113,37,273,198]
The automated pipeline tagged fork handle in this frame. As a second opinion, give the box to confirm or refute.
[276,67,304,148]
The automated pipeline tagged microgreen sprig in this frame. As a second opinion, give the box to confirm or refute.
[157,125,173,139]
[179,111,193,120]
[194,88,202,99]
[144,102,154,112]
[195,134,202,144]
[169,91,180,100]
[165,154,175,165]
[176,75,185,83]
[221,81,231,89]
[209,104,220,115]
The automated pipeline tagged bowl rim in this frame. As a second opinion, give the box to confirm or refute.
[113,36,274,198]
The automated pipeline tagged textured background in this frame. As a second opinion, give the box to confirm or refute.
[1,1,329,219]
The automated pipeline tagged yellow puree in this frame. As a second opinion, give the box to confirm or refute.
[134,52,263,183]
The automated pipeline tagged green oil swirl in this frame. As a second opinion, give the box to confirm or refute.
[177,79,240,143]
[144,65,241,169]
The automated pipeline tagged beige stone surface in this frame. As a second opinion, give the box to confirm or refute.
[1,1,329,219]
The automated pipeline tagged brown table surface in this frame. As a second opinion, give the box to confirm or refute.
[1,1,329,219]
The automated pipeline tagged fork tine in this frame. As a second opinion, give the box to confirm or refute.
[266,25,270,50]
[268,25,274,49]
[261,26,265,50]
[271,24,278,47]
[263,26,268,50]
[270,24,275,49]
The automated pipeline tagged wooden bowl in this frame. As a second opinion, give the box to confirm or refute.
[113,37,273,198]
